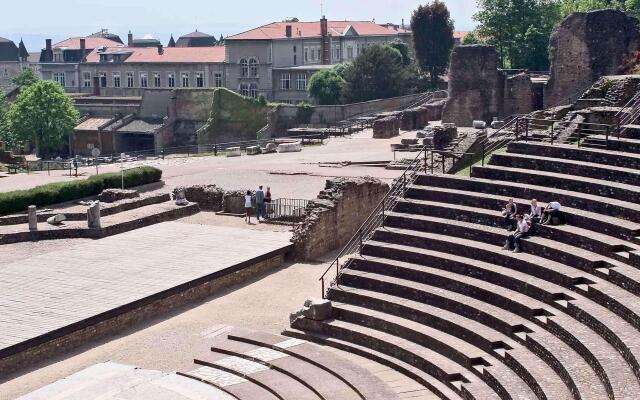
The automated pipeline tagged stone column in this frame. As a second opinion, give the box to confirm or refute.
[87,201,101,229]
[28,205,38,231]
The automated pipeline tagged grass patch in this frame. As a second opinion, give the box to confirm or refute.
[0,166,162,216]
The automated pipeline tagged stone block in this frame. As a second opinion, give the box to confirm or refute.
[98,189,140,203]
[372,116,400,139]
[473,120,487,129]
[277,141,302,153]
[302,298,332,321]
[226,147,241,157]
[246,146,261,155]
[174,189,189,206]
[401,138,419,145]
[47,214,66,225]
[28,205,37,231]
[491,120,505,129]
[87,201,101,229]
[265,142,278,153]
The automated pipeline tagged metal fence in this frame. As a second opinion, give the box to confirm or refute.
[266,198,309,220]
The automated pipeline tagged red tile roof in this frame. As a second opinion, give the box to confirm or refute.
[85,46,226,63]
[228,21,410,40]
[454,31,470,40]
[53,37,122,49]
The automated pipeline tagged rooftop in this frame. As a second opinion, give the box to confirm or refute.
[85,46,226,63]
[52,37,123,50]
[227,20,410,41]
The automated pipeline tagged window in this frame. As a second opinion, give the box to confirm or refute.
[126,72,134,88]
[296,73,307,91]
[100,72,107,87]
[347,45,354,59]
[310,48,316,62]
[113,72,121,88]
[214,72,223,87]
[167,72,175,88]
[317,46,322,61]
[268,46,272,63]
[240,58,248,77]
[304,47,309,63]
[83,72,91,87]
[54,52,63,62]
[293,55,297,65]
[333,45,340,61]
[140,72,148,88]
[249,58,258,77]
[53,72,66,87]
[249,83,258,98]
[280,73,291,90]
[153,72,161,87]
[240,83,249,97]
[181,72,189,87]
[195,72,204,87]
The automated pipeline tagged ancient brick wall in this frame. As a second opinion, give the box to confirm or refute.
[442,45,504,126]
[504,73,534,116]
[545,9,640,107]
[291,177,389,261]
[372,116,400,138]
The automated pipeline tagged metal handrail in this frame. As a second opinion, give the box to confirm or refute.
[318,145,429,297]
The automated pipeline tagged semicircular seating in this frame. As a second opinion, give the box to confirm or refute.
[288,139,640,400]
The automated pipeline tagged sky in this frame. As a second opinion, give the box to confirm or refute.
[0,0,479,52]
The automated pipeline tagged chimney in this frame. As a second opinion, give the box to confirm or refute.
[128,31,133,47]
[320,16,330,65]
[285,25,292,38]
[80,38,86,62]
[157,44,164,55]
[45,39,53,62]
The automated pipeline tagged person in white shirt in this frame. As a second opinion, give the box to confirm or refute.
[541,201,564,225]
[529,199,542,224]
[502,198,518,231]
[244,190,253,224]
[503,214,530,253]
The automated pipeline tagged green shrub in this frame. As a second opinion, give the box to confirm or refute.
[0,166,162,216]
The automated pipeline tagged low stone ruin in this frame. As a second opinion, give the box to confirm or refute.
[289,298,332,324]
[226,147,241,157]
[98,189,140,203]
[424,124,458,150]
[400,100,446,131]
[172,185,225,211]
[277,141,302,153]
[373,116,400,138]
[246,146,261,155]
[290,177,389,260]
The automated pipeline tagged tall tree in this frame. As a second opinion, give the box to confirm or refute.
[342,45,407,103]
[0,94,8,146]
[461,32,482,45]
[11,68,39,88]
[6,80,79,156]
[411,1,455,85]
[307,69,345,105]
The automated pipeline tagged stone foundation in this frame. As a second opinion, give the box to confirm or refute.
[373,117,400,138]
[291,177,389,261]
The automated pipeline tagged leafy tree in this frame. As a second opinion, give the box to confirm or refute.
[0,94,8,145]
[388,40,412,66]
[307,69,345,105]
[11,68,39,88]
[411,1,455,85]
[559,0,639,16]
[333,62,352,79]
[342,45,407,103]
[461,32,482,45]
[6,80,79,156]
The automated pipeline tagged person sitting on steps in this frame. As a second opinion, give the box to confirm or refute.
[502,198,518,231]
[529,199,542,224]
[503,214,530,253]
[541,201,564,225]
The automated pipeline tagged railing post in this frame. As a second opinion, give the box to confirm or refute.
[402,173,406,196]
[442,153,446,174]
[381,197,385,225]
[525,119,529,142]
[430,151,434,174]
[577,124,581,148]
[482,141,485,167]
[468,153,472,177]
[161,148,165,160]
[358,229,363,255]
[424,148,427,174]
[321,278,325,299]
[605,125,610,149]
[550,122,555,145]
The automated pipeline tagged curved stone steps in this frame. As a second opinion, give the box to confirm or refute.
[335,269,595,400]
[394,198,637,263]
[472,165,640,204]
[490,153,640,186]
[282,328,465,400]
[329,285,573,400]
[584,135,640,155]
[222,328,398,400]
[293,315,503,400]
[415,174,640,228]
[332,302,539,400]
[506,141,640,170]
[359,239,640,398]
[373,224,640,337]
[180,366,279,400]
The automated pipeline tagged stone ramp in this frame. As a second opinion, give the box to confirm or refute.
[17,361,236,400]
[0,223,292,376]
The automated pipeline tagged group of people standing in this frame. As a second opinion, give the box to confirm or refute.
[245,186,272,224]
[502,198,564,253]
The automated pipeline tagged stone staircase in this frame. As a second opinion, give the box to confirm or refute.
[180,328,399,400]
[289,140,640,399]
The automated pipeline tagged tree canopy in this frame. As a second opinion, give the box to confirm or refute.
[4,80,79,156]
[411,1,455,85]
[307,69,345,105]
[11,68,39,88]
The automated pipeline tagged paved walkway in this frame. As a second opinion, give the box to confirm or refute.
[0,222,291,358]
